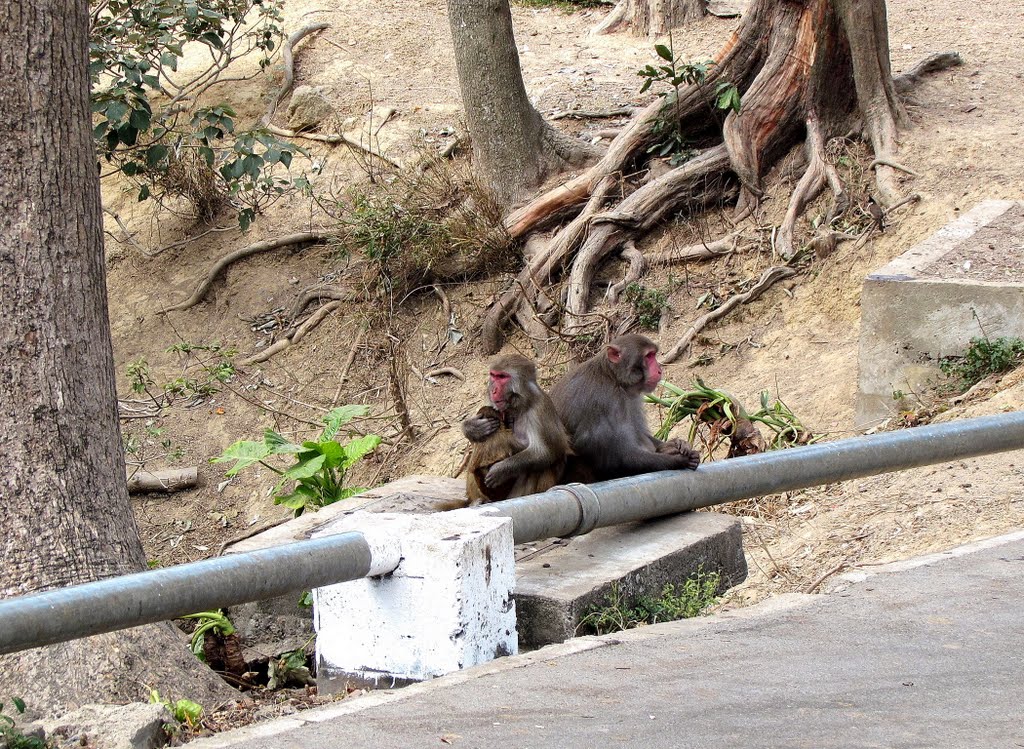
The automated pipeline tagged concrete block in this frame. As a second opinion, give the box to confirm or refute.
[224,476,465,661]
[513,511,746,648]
[857,200,1024,426]
[312,509,517,691]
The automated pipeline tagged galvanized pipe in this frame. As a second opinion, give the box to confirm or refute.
[481,411,1024,544]
[1,411,1022,655]
[0,532,376,655]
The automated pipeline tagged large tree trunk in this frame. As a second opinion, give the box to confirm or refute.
[594,0,706,36]
[480,0,960,353]
[0,0,233,716]
[447,0,596,209]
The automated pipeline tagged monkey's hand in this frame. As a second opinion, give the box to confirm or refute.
[483,461,514,490]
[657,439,701,470]
[462,413,500,442]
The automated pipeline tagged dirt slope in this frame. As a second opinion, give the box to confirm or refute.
[102,0,1024,604]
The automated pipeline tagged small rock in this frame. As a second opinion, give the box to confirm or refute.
[286,85,335,131]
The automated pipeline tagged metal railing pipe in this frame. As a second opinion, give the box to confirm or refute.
[0,532,377,655]
[482,411,1024,544]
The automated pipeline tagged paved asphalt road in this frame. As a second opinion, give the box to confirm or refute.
[192,530,1024,749]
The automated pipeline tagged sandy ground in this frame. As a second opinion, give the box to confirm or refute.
[101,0,1024,611]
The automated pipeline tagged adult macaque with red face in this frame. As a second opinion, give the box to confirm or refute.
[550,334,700,481]
[460,354,570,502]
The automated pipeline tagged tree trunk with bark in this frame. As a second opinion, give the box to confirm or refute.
[481,0,961,355]
[447,0,597,209]
[0,0,234,716]
[594,0,706,36]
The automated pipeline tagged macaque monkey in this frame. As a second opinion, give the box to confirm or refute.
[550,334,700,482]
[460,354,570,504]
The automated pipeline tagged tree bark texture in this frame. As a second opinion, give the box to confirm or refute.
[447,0,594,209]
[594,0,706,36]
[0,0,232,714]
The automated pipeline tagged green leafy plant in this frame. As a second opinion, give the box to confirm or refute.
[180,610,236,661]
[148,689,203,730]
[623,283,668,331]
[213,405,381,516]
[89,0,310,228]
[647,378,815,458]
[126,342,237,411]
[638,38,741,165]
[939,336,1024,392]
[267,636,316,690]
[576,568,721,636]
[0,698,49,749]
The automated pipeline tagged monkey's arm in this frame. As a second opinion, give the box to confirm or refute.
[462,412,500,442]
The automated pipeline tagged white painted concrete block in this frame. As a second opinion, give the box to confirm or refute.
[312,509,517,687]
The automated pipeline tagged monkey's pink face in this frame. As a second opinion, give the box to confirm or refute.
[642,349,662,393]
[489,369,511,411]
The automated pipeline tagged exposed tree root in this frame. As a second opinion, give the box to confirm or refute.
[261,23,330,126]
[606,241,646,304]
[164,232,324,312]
[662,265,796,363]
[481,0,962,353]
[425,367,466,382]
[645,231,739,265]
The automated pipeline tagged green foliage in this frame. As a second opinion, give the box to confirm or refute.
[0,698,49,749]
[148,689,203,729]
[267,636,315,690]
[89,0,309,227]
[180,610,236,661]
[576,569,721,636]
[212,405,381,516]
[126,342,236,411]
[623,283,667,331]
[939,336,1024,391]
[638,39,741,165]
[647,378,815,455]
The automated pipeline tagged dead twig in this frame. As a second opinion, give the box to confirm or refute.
[662,266,797,363]
[239,300,343,366]
[332,326,368,404]
[164,232,325,312]
[267,124,403,169]
[425,367,466,382]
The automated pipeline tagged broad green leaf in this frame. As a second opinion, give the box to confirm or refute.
[655,44,673,61]
[342,435,381,469]
[12,697,26,713]
[322,404,370,440]
[274,489,311,510]
[211,439,272,476]
[315,439,345,468]
[281,453,327,483]
[264,429,302,454]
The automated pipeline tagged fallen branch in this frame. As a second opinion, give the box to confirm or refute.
[550,107,634,120]
[662,265,797,363]
[239,300,343,366]
[261,23,330,126]
[127,467,199,494]
[164,232,325,312]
